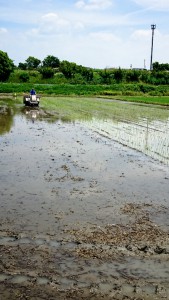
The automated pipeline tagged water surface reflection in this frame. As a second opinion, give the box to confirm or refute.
[0,106,14,135]
[1,100,169,165]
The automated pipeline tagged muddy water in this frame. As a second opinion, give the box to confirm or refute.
[0,102,169,299]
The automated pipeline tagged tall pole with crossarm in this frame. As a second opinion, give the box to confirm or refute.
[150,24,156,70]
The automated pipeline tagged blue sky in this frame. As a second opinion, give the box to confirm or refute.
[0,0,169,69]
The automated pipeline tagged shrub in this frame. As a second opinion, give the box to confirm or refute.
[101,90,122,96]
[138,84,155,94]
[19,72,29,82]
[39,67,54,79]
[122,90,139,96]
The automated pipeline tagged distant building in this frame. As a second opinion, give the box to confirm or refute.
[131,67,147,71]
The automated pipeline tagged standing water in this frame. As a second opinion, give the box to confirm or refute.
[0,100,169,299]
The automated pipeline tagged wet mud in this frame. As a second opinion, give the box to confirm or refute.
[0,104,169,299]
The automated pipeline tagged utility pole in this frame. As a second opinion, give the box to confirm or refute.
[150,24,156,70]
[144,59,146,69]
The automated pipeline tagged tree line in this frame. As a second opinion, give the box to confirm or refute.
[1,49,169,85]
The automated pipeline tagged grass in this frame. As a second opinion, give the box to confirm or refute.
[0,83,112,95]
[100,95,169,106]
[119,95,169,106]
[1,82,169,106]
[1,94,169,124]
[37,96,169,122]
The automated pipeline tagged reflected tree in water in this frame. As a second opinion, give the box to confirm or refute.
[0,107,14,135]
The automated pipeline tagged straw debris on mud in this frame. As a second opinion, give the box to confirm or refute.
[0,203,169,300]
[65,203,169,259]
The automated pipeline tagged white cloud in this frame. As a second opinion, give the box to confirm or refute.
[75,0,113,10]
[1,0,169,68]
[89,31,121,42]
[130,29,151,41]
[73,21,85,31]
[0,27,8,34]
[41,13,70,33]
[27,12,87,38]
[133,0,169,11]
[29,13,71,36]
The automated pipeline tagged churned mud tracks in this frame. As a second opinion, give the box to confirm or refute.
[0,203,169,299]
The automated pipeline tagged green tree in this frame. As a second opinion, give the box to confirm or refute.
[26,56,41,70]
[80,66,93,82]
[126,70,140,82]
[153,62,169,71]
[99,69,112,84]
[0,50,14,81]
[18,62,27,70]
[42,55,60,68]
[139,70,149,84]
[39,67,54,79]
[153,62,160,71]
[113,68,123,83]
[60,61,77,79]
[19,72,30,82]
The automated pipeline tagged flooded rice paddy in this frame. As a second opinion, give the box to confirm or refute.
[0,98,169,299]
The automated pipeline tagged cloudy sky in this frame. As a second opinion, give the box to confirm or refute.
[0,0,169,69]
